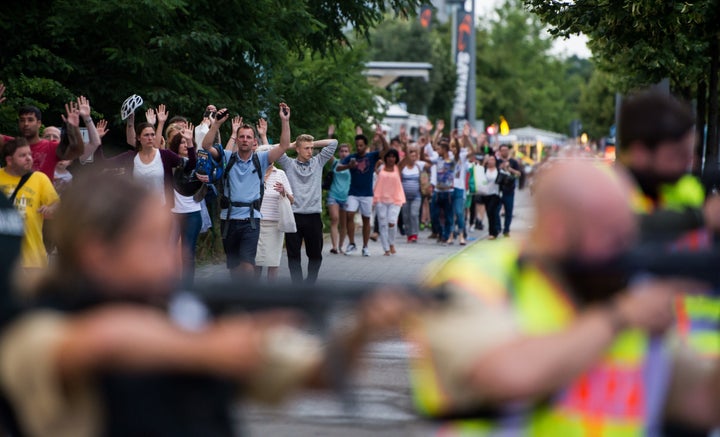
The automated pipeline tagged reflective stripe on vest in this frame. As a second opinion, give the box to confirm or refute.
[410,241,659,436]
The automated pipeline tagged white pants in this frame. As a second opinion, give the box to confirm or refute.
[375,202,402,252]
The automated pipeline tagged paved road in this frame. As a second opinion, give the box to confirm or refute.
[196,189,534,436]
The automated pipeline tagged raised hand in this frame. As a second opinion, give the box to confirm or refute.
[256,118,267,137]
[463,121,471,137]
[77,96,91,120]
[61,101,80,127]
[0,83,5,105]
[214,108,230,126]
[232,115,243,134]
[183,123,194,144]
[145,108,157,125]
[425,120,433,133]
[355,125,363,135]
[96,119,109,138]
[328,124,335,138]
[436,119,445,134]
[279,102,290,121]
[156,104,168,124]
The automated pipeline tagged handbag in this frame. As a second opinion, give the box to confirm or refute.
[277,195,297,233]
[495,170,515,191]
[474,168,491,196]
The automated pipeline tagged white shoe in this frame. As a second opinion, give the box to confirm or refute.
[345,244,357,255]
[362,247,370,257]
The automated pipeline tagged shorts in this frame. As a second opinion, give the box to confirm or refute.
[255,220,284,267]
[345,195,373,217]
[221,219,260,269]
[326,196,348,210]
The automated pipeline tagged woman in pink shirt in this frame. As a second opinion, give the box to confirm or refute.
[373,148,406,256]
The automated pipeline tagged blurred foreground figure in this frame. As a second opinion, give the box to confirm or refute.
[0,174,407,437]
[408,160,717,436]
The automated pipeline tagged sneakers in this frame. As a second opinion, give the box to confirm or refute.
[409,234,418,243]
[345,243,357,255]
[362,247,370,257]
[503,232,510,237]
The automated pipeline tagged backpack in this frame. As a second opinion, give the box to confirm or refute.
[195,144,226,184]
[219,152,264,236]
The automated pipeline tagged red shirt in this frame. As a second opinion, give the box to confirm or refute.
[29,139,62,181]
[2,136,61,181]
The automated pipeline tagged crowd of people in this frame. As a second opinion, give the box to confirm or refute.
[2,82,720,436]
[0,82,526,290]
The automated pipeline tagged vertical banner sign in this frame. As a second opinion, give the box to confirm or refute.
[452,9,473,128]
[420,5,432,29]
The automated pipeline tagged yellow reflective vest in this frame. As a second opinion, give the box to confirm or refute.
[409,240,666,436]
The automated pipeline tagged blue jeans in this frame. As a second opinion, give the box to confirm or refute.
[430,192,441,235]
[174,211,202,287]
[501,190,515,234]
[452,188,466,238]
[435,191,454,241]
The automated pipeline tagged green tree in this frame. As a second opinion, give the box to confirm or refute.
[525,0,720,164]
[476,0,588,135]
[368,18,456,122]
[578,69,616,140]
[0,0,421,139]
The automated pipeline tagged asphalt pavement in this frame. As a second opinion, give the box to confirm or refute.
[196,188,534,436]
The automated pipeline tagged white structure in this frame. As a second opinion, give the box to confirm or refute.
[363,61,433,89]
[374,96,429,140]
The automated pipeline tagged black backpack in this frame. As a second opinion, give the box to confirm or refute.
[219,152,264,235]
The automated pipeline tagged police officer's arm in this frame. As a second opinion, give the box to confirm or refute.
[202,109,230,160]
[53,306,274,382]
[464,282,676,403]
[58,101,85,161]
[267,103,291,164]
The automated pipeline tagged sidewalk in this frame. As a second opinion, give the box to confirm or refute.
[203,189,534,436]
[196,188,533,284]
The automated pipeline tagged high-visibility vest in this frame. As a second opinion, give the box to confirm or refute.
[410,240,665,436]
[672,228,719,357]
[630,174,719,357]
[630,174,704,214]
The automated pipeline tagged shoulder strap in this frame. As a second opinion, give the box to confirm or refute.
[9,172,34,203]
[252,153,264,201]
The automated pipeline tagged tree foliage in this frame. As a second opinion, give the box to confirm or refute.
[0,0,421,139]
[368,18,457,123]
[525,0,720,160]
[366,1,594,136]
[475,0,592,135]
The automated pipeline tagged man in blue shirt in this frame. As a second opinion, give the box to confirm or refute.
[202,104,291,278]
[337,133,388,257]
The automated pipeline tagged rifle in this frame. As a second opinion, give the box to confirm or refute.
[620,246,720,289]
[174,280,449,409]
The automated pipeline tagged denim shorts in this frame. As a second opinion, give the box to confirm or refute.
[221,219,260,269]
[326,196,347,210]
